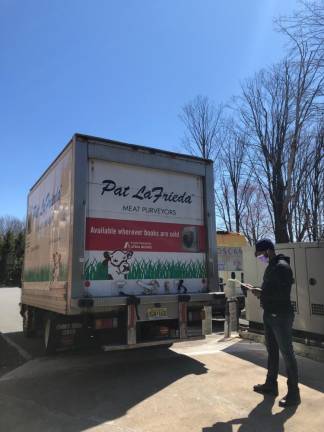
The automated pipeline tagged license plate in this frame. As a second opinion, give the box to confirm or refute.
[147,307,168,320]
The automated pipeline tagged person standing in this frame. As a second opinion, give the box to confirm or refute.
[248,239,300,408]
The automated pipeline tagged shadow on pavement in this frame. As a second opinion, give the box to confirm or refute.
[202,395,298,432]
[4,316,226,359]
[4,331,45,358]
[0,345,208,431]
[0,334,25,377]
[6,318,226,360]
[223,339,324,393]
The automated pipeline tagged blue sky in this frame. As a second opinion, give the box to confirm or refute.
[1,0,299,219]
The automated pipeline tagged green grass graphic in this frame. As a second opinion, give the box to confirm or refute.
[83,257,206,280]
[84,258,108,280]
[24,263,68,282]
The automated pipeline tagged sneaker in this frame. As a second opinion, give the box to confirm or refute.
[279,392,301,408]
[253,383,278,396]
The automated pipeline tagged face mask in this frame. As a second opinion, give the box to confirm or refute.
[257,254,269,264]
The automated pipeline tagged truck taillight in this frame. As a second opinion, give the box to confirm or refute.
[95,317,118,330]
[159,326,169,337]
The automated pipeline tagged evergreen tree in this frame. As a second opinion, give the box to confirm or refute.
[0,217,25,286]
[0,234,4,285]
[13,231,25,286]
[1,230,15,285]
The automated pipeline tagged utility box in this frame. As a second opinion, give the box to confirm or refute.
[244,242,324,340]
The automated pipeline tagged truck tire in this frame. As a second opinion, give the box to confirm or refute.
[44,317,57,354]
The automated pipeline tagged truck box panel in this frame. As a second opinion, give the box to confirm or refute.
[22,145,73,307]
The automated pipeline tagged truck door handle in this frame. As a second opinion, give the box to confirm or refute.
[309,278,317,286]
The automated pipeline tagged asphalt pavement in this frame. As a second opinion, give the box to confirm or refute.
[1,287,324,432]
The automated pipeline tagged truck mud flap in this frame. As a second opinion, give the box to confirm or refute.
[178,296,190,339]
[44,317,58,354]
[44,316,84,354]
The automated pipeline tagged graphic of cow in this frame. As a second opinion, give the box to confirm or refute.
[102,249,134,280]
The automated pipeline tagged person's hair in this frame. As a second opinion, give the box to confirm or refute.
[255,238,275,253]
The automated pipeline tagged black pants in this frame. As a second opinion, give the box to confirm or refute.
[263,311,299,393]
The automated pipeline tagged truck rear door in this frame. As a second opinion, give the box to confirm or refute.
[84,158,208,298]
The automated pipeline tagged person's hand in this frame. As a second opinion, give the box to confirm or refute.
[241,283,253,298]
[252,288,262,298]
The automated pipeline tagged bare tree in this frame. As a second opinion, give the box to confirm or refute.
[179,3,324,245]
[240,183,273,245]
[0,215,25,236]
[276,0,324,64]
[215,176,233,232]
[292,121,324,240]
[180,95,222,159]
[238,43,323,242]
[274,1,324,241]
[215,122,252,232]
[309,122,324,239]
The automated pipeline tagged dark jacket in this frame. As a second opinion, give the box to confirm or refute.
[260,254,294,314]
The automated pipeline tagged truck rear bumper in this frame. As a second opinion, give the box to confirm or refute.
[22,294,212,353]
[70,293,212,314]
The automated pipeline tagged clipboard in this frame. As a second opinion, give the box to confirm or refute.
[230,279,261,292]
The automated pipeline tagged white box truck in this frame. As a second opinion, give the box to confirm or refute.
[21,134,218,353]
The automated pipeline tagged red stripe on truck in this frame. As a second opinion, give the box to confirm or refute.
[85,217,206,252]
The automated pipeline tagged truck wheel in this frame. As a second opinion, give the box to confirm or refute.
[44,317,57,354]
[22,307,35,338]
